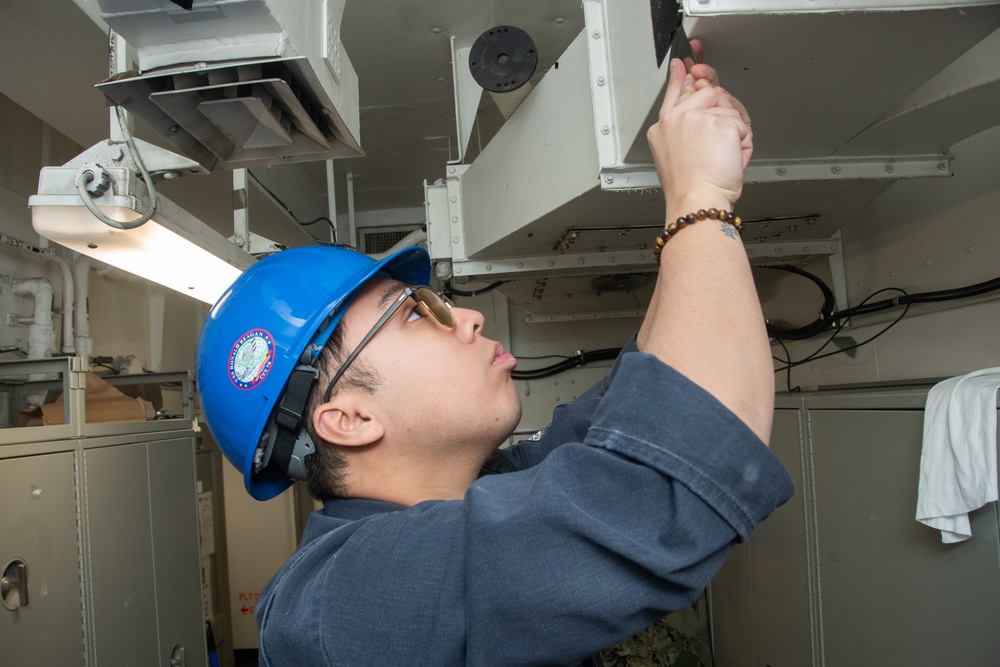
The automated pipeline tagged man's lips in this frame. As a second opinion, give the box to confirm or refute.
[493,344,517,367]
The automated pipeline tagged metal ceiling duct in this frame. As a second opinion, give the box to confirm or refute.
[92,0,362,171]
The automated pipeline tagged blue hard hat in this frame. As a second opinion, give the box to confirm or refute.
[196,245,430,500]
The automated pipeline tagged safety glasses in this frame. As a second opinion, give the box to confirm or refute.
[322,285,454,401]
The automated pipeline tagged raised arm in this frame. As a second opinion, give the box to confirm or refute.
[637,56,773,444]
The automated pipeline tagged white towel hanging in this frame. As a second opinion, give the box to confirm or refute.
[916,367,1000,543]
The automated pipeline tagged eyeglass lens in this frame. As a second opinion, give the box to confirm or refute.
[413,286,454,328]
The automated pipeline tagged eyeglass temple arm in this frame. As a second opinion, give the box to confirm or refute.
[324,289,411,399]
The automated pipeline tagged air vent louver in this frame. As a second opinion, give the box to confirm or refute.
[98,57,357,171]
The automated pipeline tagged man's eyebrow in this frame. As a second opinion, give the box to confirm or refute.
[376,281,407,312]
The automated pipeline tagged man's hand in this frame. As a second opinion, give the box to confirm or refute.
[646,50,753,214]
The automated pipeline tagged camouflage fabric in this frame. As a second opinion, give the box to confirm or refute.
[601,616,704,667]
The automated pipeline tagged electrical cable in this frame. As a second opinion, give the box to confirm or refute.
[765,264,1000,379]
[514,353,575,360]
[759,265,836,340]
[773,288,910,374]
[772,336,799,393]
[299,216,338,229]
[502,268,998,382]
[445,280,506,298]
[829,275,1000,321]
[772,301,854,371]
[246,172,337,236]
[77,107,159,230]
[512,348,621,380]
[774,301,910,373]
[766,264,1000,338]
[507,269,997,380]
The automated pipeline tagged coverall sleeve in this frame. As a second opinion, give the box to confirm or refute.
[463,351,794,665]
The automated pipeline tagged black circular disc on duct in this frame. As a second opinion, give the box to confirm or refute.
[469,25,538,93]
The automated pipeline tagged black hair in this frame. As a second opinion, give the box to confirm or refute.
[303,318,383,500]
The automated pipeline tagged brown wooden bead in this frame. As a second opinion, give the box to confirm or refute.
[654,207,742,263]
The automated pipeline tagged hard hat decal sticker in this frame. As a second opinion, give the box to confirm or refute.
[229,329,275,389]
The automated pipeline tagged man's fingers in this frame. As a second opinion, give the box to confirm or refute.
[658,59,688,116]
[691,38,705,65]
[716,86,751,127]
[690,63,720,87]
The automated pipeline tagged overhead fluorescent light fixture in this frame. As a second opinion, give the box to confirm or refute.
[29,139,255,305]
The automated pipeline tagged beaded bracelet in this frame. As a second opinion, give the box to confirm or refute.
[652,208,743,264]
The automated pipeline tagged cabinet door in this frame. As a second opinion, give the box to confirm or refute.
[710,407,814,667]
[746,407,814,667]
[0,451,85,667]
[85,442,160,666]
[149,437,207,667]
[810,408,1000,667]
[85,438,208,667]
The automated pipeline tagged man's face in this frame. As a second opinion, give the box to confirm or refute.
[338,277,522,455]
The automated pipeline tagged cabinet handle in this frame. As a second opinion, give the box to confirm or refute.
[1,559,29,611]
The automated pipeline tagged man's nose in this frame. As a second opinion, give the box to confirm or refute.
[450,306,484,342]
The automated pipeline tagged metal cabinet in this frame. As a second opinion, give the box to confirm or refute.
[1,450,85,666]
[809,404,1000,667]
[0,357,207,667]
[709,387,1000,667]
[709,405,814,667]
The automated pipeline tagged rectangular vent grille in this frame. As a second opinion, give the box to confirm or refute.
[97,57,362,171]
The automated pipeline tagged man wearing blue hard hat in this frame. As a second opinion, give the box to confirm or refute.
[197,49,793,666]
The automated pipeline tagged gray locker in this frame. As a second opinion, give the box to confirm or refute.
[0,451,86,667]
[710,406,814,667]
[1,357,207,667]
[710,387,1000,666]
[810,405,1000,667]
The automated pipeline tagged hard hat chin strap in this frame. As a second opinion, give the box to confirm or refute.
[260,365,319,482]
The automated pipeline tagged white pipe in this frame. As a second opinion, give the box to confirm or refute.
[12,277,56,361]
[47,253,75,354]
[369,229,428,260]
[12,277,56,407]
[346,171,356,247]
[73,256,93,364]
[1,232,74,354]
[325,160,338,244]
[85,256,139,282]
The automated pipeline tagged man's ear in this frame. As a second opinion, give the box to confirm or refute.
[313,392,384,447]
